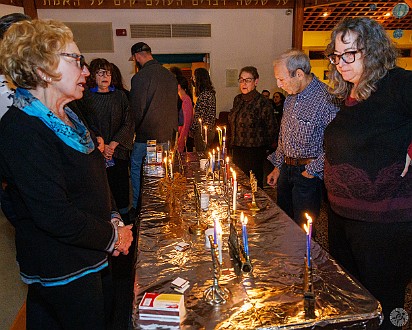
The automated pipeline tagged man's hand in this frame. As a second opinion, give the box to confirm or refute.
[267,168,280,187]
[301,170,314,179]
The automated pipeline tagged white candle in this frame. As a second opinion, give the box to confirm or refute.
[204,125,208,145]
[216,219,223,264]
[232,171,237,212]
[217,147,220,161]
[164,157,168,177]
[209,152,213,172]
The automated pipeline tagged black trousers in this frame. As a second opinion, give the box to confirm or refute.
[106,157,130,213]
[232,146,267,188]
[26,267,113,330]
[277,163,322,228]
[328,208,412,330]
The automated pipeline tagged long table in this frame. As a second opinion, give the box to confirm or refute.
[132,153,381,329]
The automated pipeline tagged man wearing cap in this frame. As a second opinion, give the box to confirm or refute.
[129,42,178,213]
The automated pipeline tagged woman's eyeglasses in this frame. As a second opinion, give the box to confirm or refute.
[60,53,86,70]
[327,49,363,65]
[238,78,255,84]
[96,70,112,77]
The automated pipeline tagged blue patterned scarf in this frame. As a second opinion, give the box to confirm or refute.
[14,88,94,154]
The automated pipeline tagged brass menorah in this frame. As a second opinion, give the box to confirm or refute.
[249,171,260,211]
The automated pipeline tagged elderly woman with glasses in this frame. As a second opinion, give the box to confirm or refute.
[324,17,412,329]
[79,58,134,219]
[228,66,277,188]
[0,20,133,329]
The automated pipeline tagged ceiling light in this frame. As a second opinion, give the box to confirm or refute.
[322,12,329,17]
[384,12,391,17]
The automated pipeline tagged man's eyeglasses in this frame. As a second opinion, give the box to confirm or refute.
[60,53,86,70]
[327,49,363,65]
[96,70,112,77]
[238,78,255,84]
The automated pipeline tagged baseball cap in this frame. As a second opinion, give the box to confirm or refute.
[129,42,151,61]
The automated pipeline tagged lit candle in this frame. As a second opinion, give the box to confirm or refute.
[304,213,313,267]
[164,157,168,177]
[217,147,220,161]
[232,171,237,212]
[204,125,208,145]
[223,126,227,140]
[241,212,249,256]
[209,152,213,172]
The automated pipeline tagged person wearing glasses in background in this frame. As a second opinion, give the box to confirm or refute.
[228,66,277,188]
[324,17,412,329]
[267,50,339,228]
[0,19,133,329]
[80,58,134,221]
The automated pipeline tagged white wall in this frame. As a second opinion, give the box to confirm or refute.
[1,6,293,113]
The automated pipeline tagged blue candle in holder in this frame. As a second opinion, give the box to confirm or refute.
[304,213,313,267]
[241,212,249,256]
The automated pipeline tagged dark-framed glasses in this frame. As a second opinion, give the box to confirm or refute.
[60,53,86,69]
[238,77,255,84]
[327,49,363,65]
[96,70,112,77]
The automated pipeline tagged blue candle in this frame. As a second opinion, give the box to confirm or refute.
[214,219,217,245]
[304,213,313,267]
[241,213,249,256]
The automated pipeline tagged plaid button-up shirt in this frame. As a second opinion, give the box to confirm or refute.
[267,75,339,178]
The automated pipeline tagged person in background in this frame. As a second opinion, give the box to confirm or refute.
[129,42,178,212]
[324,17,412,329]
[0,13,31,223]
[176,74,193,153]
[81,58,134,219]
[189,68,216,151]
[272,91,286,124]
[229,66,277,188]
[0,19,133,329]
[0,13,31,119]
[111,62,130,99]
[261,89,271,99]
[267,49,339,227]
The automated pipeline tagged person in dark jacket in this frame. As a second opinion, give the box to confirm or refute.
[80,58,134,217]
[0,19,133,329]
[229,66,277,188]
[129,42,178,210]
[324,17,412,329]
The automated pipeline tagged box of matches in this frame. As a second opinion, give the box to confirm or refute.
[138,292,186,323]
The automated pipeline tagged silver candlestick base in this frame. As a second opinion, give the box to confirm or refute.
[204,235,230,305]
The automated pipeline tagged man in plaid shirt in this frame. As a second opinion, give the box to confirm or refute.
[267,49,339,228]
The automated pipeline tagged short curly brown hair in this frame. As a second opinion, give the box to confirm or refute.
[0,19,73,89]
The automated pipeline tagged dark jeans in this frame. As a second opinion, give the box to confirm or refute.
[276,163,322,228]
[26,268,113,330]
[106,157,130,214]
[328,208,412,330]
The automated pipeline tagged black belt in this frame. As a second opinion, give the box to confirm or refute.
[284,156,314,166]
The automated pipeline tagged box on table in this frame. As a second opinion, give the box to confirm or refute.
[138,292,186,323]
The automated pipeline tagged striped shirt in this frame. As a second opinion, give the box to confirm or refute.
[268,75,339,177]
